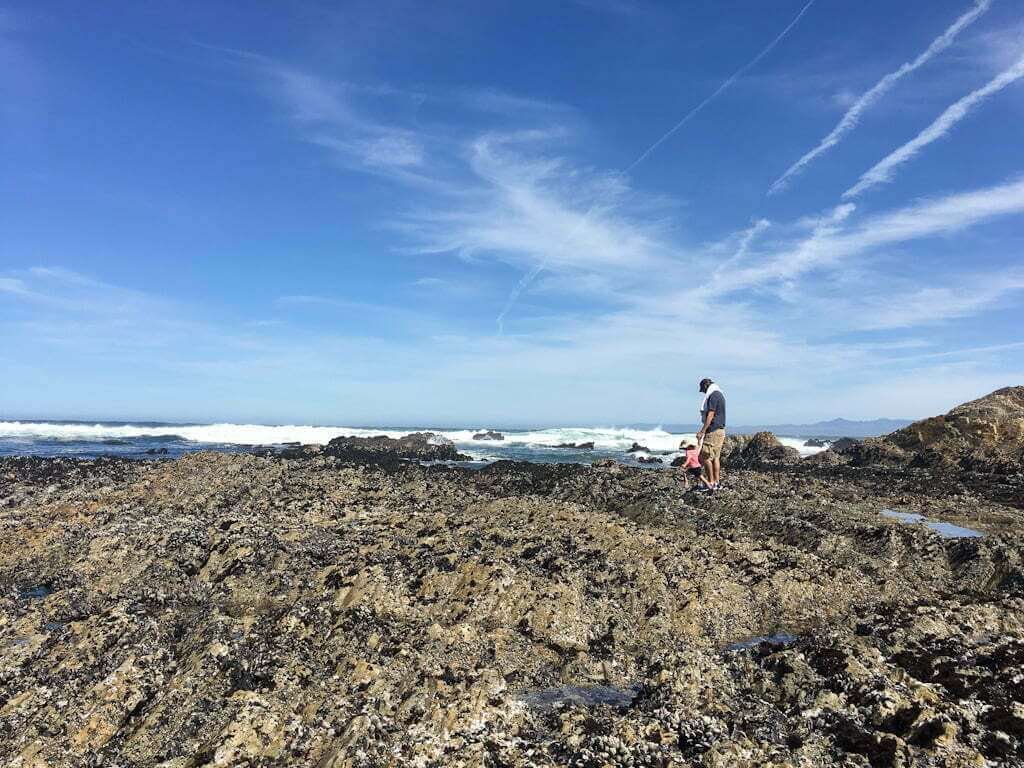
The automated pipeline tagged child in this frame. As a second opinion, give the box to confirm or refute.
[680,440,707,491]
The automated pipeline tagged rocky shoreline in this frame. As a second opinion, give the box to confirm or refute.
[1,439,1022,766]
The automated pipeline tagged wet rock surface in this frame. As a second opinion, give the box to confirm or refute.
[0,451,1022,767]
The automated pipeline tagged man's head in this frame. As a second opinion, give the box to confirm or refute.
[699,378,713,393]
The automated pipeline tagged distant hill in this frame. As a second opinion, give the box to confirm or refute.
[726,418,913,438]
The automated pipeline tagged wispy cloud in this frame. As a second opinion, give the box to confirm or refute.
[844,52,1024,197]
[458,88,577,117]
[192,44,436,180]
[708,177,1024,299]
[768,0,992,194]
[404,131,677,275]
[0,277,29,295]
[853,270,1024,329]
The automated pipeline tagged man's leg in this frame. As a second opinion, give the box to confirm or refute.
[702,457,714,487]
[712,457,721,486]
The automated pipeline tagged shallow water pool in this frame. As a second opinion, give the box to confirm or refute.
[880,509,983,538]
[725,633,799,652]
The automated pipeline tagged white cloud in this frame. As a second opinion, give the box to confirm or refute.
[707,178,1024,298]
[0,277,29,295]
[261,63,428,173]
[862,283,1024,329]
[403,131,678,275]
[813,270,1024,331]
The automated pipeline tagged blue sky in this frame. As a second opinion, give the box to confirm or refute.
[2,0,1023,426]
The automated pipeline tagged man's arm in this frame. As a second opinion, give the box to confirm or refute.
[697,409,715,439]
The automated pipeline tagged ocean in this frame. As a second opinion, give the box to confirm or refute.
[0,420,828,465]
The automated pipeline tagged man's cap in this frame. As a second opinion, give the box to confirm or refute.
[699,377,713,389]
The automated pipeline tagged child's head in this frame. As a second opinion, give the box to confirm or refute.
[685,442,697,450]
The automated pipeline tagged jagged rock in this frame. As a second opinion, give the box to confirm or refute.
[323,432,470,463]
[887,386,1024,472]
[723,434,751,455]
[836,437,910,467]
[555,442,595,450]
[804,438,828,448]
[803,448,849,467]
[725,432,801,468]
[636,455,663,464]
[830,437,860,452]
[626,443,650,453]
[472,430,505,441]
[269,444,324,459]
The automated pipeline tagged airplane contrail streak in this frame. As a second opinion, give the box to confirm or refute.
[496,0,818,332]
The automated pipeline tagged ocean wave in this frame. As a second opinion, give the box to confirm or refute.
[0,421,828,457]
[438,426,692,452]
[0,421,409,446]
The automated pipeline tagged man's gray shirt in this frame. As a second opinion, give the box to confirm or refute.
[703,391,726,431]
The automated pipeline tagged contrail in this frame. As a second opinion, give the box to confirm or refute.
[844,52,1024,198]
[496,0,817,332]
[768,0,992,195]
[626,0,817,172]
[715,218,771,275]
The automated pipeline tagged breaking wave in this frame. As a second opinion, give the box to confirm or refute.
[0,421,827,458]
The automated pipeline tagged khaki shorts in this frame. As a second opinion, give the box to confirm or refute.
[700,429,726,462]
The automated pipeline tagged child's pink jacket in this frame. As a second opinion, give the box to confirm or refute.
[683,448,701,469]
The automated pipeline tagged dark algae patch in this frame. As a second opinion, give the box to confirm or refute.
[724,632,799,652]
[519,684,640,710]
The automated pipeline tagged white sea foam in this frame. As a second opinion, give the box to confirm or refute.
[779,437,828,457]
[438,426,690,452]
[0,422,829,457]
[0,421,409,445]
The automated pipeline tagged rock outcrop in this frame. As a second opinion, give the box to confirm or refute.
[833,436,910,467]
[802,447,849,467]
[829,437,860,452]
[725,431,801,468]
[887,386,1024,471]
[555,441,595,450]
[472,430,505,441]
[323,432,470,463]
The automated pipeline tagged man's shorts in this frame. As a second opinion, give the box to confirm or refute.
[700,429,726,462]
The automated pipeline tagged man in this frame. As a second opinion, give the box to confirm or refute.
[696,377,726,492]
